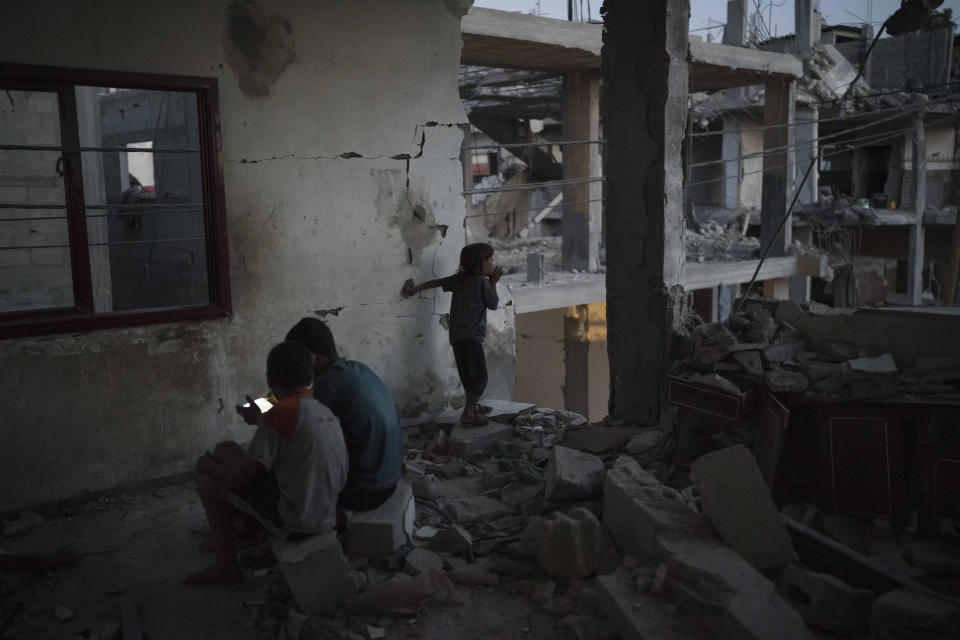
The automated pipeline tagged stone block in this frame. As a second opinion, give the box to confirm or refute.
[447,421,512,458]
[666,544,814,640]
[274,530,354,615]
[403,547,443,576]
[625,429,665,455]
[731,350,764,375]
[692,445,797,571]
[870,588,960,640]
[559,426,643,454]
[842,353,899,398]
[446,495,512,524]
[602,456,711,561]
[534,507,603,579]
[765,369,809,392]
[779,564,873,634]
[544,445,605,501]
[346,483,414,559]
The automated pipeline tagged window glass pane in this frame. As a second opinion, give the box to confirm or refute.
[0,90,74,312]
[77,87,208,312]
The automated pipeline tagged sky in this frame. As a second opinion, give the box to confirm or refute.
[474,0,960,38]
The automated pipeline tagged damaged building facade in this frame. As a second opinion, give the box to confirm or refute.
[0,0,493,510]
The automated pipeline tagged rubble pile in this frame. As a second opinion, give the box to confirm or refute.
[684,220,760,263]
[677,299,960,400]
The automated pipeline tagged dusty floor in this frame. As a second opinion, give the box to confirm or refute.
[0,482,579,640]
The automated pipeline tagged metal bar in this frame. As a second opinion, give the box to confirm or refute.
[463,176,604,196]
[463,139,604,151]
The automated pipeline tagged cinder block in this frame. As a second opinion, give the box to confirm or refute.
[274,530,354,615]
[447,422,511,458]
[346,483,415,559]
[544,445,605,501]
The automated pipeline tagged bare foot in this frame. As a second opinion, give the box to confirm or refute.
[182,563,243,585]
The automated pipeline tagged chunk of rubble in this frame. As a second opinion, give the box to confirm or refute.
[448,562,499,587]
[273,531,355,615]
[403,547,444,576]
[779,564,873,634]
[346,483,415,559]
[596,569,709,640]
[430,524,473,554]
[763,341,799,364]
[544,446,605,501]
[870,588,960,640]
[344,569,461,615]
[691,445,797,571]
[559,426,644,454]
[692,323,738,365]
[775,300,803,324]
[903,541,960,577]
[445,495,512,525]
[688,373,741,395]
[500,482,543,509]
[530,508,603,579]
[625,429,665,455]
[731,350,764,376]
[447,422,512,458]
[765,369,809,393]
[602,456,711,560]
[842,353,898,398]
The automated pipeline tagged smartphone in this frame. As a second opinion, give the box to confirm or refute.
[242,397,274,413]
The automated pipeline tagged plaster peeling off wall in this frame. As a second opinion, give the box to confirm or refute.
[0,0,470,511]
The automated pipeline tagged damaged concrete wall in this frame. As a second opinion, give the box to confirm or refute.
[0,0,472,510]
[902,124,957,210]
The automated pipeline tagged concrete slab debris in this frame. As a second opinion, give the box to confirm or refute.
[273,530,354,615]
[691,445,797,571]
[842,353,899,398]
[344,569,462,616]
[500,482,543,509]
[731,350,764,376]
[429,524,473,554]
[903,542,960,577]
[403,547,444,576]
[870,588,960,640]
[779,564,873,634]
[447,422,513,458]
[602,456,711,561]
[346,483,415,560]
[544,445,605,500]
[625,429,665,455]
[596,570,709,640]
[559,426,644,454]
[446,495,513,524]
[764,369,809,393]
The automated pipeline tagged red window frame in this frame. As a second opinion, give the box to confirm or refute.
[0,63,231,339]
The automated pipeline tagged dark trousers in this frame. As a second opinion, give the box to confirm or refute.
[452,339,487,404]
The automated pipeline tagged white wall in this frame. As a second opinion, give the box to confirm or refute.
[0,0,477,510]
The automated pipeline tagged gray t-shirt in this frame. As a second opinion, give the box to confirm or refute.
[439,274,499,344]
[247,394,348,533]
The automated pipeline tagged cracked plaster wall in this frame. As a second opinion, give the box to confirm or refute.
[0,0,472,510]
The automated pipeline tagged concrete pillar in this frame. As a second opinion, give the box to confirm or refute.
[761,78,796,257]
[794,0,817,54]
[603,0,688,424]
[562,70,601,272]
[717,284,737,322]
[563,305,590,418]
[721,115,740,209]
[723,0,747,46]
[908,112,926,305]
[794,106,818,205]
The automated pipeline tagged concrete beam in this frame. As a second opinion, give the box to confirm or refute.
[760,77,796,257]
[908,113,926,305]
[562,70,602,272]
[723,0,747,46]
[462,7,803,92]
[507,255,831,313]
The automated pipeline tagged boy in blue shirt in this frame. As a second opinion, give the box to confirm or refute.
[286,318,404,512]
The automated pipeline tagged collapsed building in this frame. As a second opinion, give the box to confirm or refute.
[1,1,959,639]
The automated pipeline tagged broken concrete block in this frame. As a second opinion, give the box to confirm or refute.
[688,373,741,395]
[666,544,814,640]
[870,588,960,640]
[500,482,543,509]
[596,570,710,640]
[693,323,738,365]
[842,353,898,398]
[559,426,643,454]
[446,495,512,525]
[447,422,512,458]
[345,569,461,615]
[274,530,354,615]
[903,542,960,577]
[531,580,557,604]
[625,429,665,455]
[533,508,603,579]
[779,564,873,634]
[403,547,443,576]
[448,562,499,587]
[775,300,803,324]
[823,341,859,363]
[346,483,415,560]
[692,445,797,571]
[544,446,605,501]
[429,524,472,554]
[763,341,799,364]
[731,350,764,376]
[602,456,711,561]
[765,369,809,393]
